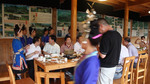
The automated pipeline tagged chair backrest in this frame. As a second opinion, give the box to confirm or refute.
[138,50,147,55]
[136,54,148,72]
[36,72,65,84]
[121,56,135,84]
[6,64,16,84]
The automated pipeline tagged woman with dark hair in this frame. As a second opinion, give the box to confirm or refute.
[41,28,49,47]
[20,24,27,47]
[48,26,55,36]
[12,24,29,79]
[27,27,36,45]
[75,20,102,84]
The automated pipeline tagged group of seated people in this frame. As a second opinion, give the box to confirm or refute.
[11,18,148,84]
[12,24,85,80]
[114,36,148,79]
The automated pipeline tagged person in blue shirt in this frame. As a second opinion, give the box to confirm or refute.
[75,20,101,84]
[20,24,27,47]
[27,27,36,45]
[12,24,29,80]
[41,28,49,48]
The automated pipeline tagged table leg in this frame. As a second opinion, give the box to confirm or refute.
[44,69,49,84]
[34,60,38,83]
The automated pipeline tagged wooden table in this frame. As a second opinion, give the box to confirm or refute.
[34,58,77,84]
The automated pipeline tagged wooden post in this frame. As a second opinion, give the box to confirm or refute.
[52,8,57,35]
[71,0,77,44]
[146,22,150,84]
[123,1,129,38]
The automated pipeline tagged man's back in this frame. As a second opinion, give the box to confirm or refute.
[99,30,122,67]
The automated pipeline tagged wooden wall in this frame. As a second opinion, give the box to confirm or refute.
[0,39,13,65]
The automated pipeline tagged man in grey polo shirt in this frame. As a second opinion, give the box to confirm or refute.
[124,37,138,68]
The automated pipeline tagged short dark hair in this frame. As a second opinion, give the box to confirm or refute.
[48,26,53,31]
[141,36,145,39]
[77,34,82,40]
[44,28,48,34]
[49,35,56,42]
[14,24,20,36]
[97,18,109,26]
[124,37,131,42]
[65,36,71,41]
[29,27,36,35]
[21,24,26,31]
[33,36,40,43]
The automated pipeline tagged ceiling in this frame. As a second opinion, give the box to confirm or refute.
[88,0,150,16]
[0,0,150,21]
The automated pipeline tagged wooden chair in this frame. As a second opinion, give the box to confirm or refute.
[113,56,135,84]
[67,81,74,84]
[133,54,148,84]
[0,64,10,82]
[6,64,35,84]
[35,72,65,84]
[138,50,147,55]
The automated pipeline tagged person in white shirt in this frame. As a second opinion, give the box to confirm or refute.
[74,34,85,54]
[135,36,148,50]
[114,44,129,79]
[26,36,41,80]
[43,35,60,55]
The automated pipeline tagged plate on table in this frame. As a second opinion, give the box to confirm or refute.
[51,54,60,57]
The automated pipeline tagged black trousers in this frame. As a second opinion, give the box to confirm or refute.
[27,60,34,80]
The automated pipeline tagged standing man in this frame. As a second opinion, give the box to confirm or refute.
[97,18,122,84]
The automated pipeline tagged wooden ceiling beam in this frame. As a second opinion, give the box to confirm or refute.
[141,2,150,8]
[88,0,122,7]
[129,0,150,6]
[140,13,150,16]
[116,0,127,3]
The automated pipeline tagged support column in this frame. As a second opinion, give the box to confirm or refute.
[52,8,57,35]
[123,1,129,38]
[130,20,133,38]
[146,22,150,84]
[71,0,77,44]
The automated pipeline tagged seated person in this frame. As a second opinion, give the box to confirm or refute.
[74,34,85,54]
[124,37,138,68]
[60,36,74,53]
[114,44,129,79]
[26,36,42,80]
[135,36,148,50]
[43,35,60,55]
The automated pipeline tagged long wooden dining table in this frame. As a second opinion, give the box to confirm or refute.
[34,58,77,84]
